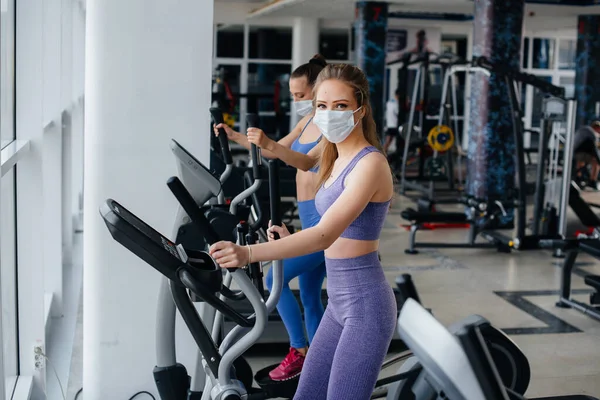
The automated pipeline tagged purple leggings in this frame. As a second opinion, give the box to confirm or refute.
[293,252,397,400]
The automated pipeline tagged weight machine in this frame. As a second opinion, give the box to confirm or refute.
[397,54,475,201]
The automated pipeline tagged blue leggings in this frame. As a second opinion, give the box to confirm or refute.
[265,200,326,349]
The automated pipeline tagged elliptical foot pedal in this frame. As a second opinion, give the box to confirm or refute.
[254,364,300,399]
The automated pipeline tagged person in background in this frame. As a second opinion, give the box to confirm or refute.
[383,89,401,154]
[213,54,327,382]
[409,29,431,54]
[573,120,600,191]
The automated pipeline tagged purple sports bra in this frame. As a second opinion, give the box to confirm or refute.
[315,146,391,241]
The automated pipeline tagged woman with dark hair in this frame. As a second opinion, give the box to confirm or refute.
[211,64,396,399]
[214,54,328,381]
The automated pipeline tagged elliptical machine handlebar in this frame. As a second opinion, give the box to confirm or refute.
[229,113,264,216]
[166,176,256,327]
[209,107,234,166]
[215,157,285,379]
[167,176,221,245]
[269,159,282,239]
[209,108,234,201]
[246,113,263,181]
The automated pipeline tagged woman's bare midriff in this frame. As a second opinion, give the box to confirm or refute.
[325,238,379,260]
[295,169,320,202]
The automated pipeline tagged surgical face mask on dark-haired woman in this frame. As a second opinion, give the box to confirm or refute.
[293,100,313,117]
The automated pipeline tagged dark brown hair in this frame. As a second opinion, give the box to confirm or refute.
[291,54,327,86]
[312,64,384,188]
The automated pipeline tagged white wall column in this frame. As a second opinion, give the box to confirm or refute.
[16,0,46,394]
[290,17,319,129]
[292,17,319,70]
[83,0,213,398]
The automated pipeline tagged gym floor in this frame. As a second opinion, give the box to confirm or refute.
[246,190,600,398]
[63,190,600,399]
[380,193,600,398]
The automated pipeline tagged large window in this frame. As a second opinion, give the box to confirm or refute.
[249,26,292,60]
[212,64,242,129]
[213,24,295,135]
[1,0,15,149]
[1,171,17,400]
[558,39,576,70]
[521,36,575,129]
[532,38,555,70]
[215,25,244,59]
[0,0,18,397]
[531,75,553,128]
[319,29,349,61]
[248,63,291,138]
[560,76,575,98]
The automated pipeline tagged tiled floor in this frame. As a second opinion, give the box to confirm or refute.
[66,192,600,398]
[244,194,600,398]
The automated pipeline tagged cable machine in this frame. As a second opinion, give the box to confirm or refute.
[470,56,575,251]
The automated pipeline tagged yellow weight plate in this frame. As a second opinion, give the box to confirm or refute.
[427,125,455,152]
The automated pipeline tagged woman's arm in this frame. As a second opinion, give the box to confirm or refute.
[246,115,318,168]
[261,138,323,171]
[215,116,307,160]
[209,153,391,268]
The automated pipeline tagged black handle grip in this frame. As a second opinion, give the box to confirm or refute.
[246,232,265,298]
[246,113,262,180]
[167,176,220,245]
[268,159,282,239]
[209,107,233,165]
[179,269,253,328]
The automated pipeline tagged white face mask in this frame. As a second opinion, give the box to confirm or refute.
[312,107,362,144]
[292,100,313,117]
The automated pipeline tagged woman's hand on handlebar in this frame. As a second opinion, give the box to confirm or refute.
[213,123,240,142]
[247,128,275,151]
[209,241,250,270]
[267,220,291,241]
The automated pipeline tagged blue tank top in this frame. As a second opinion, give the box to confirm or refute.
[290,118,320,173]
[315,146,391,241]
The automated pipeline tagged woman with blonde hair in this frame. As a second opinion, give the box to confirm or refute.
[210,63,396,399]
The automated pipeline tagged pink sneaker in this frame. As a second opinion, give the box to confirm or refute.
[268,347,305,381]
